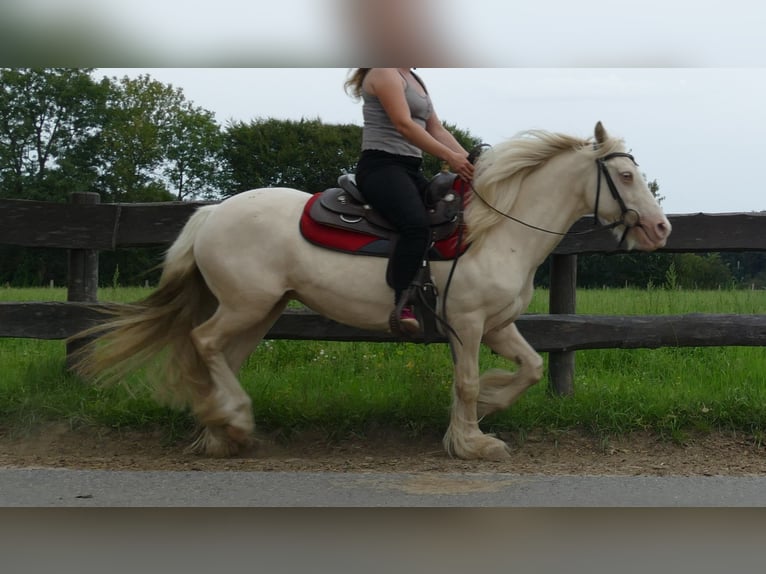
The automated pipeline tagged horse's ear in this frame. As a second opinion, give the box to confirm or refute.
[594,121,607,145]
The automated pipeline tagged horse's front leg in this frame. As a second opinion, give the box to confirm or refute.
[443,325,511,461]
[478,322,544,418]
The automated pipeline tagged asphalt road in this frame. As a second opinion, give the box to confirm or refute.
[2,469,766,506]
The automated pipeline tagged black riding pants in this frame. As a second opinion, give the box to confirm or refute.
[355,150,430,304]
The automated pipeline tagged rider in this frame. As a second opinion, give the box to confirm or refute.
[345,68,474,334]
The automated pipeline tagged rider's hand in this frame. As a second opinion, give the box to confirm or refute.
[448,151,474,182]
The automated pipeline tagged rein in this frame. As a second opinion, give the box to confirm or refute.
[468,150,642,241]
[439,148,641,346]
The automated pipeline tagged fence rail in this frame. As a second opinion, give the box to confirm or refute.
[1,193,765,394]
[2,302,765,350]
[3,196,766,252]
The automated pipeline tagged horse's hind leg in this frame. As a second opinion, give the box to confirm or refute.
[478,322,544,418]
[188,298,288,457]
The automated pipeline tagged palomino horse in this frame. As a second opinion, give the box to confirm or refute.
[74,122,671,460]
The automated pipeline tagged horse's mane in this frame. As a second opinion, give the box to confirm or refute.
[465,129,625,245]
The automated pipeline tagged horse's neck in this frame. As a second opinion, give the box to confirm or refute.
[483,156,592,268]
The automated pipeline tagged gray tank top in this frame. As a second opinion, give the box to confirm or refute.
[361,72,434,158]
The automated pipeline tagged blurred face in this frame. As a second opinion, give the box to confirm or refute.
[339,0,463,65]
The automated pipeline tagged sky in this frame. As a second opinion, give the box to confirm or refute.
[3,0,764,215]
[5,0,766,67]
[97,67,766,216]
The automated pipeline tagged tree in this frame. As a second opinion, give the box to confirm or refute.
[0,70,226,286]
[720,251,766,288]
[222,118,362,195]
[222,118,484,196]
[96,74,225,202]
[0,68,110,287]
[671,253,733,289]
[647,177,664,204]
[96,75,178,202]
[162,106,225,200]
[0,67,108,201]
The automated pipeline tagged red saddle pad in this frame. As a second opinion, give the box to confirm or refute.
[299,193,469,260]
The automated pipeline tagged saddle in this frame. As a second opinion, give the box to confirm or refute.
[300,172,469,260]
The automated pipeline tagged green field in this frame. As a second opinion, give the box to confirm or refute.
[1,286,765,445]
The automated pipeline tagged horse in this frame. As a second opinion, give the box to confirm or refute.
[73,122,671,460]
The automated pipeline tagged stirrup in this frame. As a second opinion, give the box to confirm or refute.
[388,272,463,344]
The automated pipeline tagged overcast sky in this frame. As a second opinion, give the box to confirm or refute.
[4,0,764,215]
[9,0,764,67]
[98,68,765,216]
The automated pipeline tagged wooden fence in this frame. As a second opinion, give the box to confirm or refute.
[1,192,766,394]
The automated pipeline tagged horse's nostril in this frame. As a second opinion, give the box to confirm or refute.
[656,220,672,239]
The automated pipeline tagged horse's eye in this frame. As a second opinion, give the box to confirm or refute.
[621,172,633,182]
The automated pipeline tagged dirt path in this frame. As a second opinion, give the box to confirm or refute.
[1,425,764,476]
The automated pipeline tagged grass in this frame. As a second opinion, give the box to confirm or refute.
[1,285,765,444]
[0,337,192,440]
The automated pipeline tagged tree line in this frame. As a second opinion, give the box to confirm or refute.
[1,68,763,289]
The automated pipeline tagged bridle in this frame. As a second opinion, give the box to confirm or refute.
[441,148,643,346]
[468,148,644,244]
[593,152,642,244]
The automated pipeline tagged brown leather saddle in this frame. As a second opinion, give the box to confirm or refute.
[307,172,464,248]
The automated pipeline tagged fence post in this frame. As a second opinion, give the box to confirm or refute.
[65,192,101,370]
[548,254,577,395]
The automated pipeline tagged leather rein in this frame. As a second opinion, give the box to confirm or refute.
[468,150,643,244]
[435,149,642,345]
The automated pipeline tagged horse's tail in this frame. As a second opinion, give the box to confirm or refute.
[72,205,218,406]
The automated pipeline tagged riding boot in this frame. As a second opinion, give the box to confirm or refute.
[390,288,421,337]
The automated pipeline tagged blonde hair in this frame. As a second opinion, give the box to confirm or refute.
[344,68,371,99]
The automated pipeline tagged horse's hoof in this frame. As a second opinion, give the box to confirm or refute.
[186,426,247,458]
[225,423,254,446]
[481,439,512,461]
